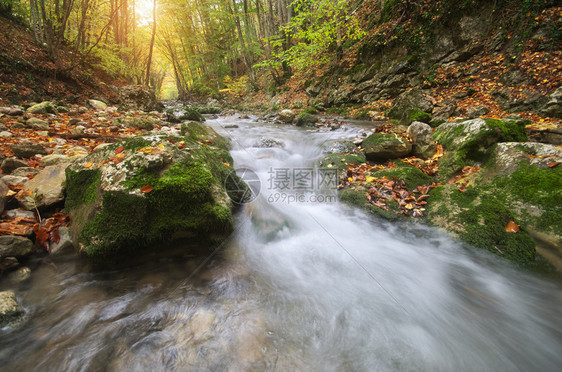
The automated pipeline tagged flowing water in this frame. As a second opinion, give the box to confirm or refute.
[1,115,561,371]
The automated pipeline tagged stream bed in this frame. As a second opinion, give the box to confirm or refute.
[1,115,561,371]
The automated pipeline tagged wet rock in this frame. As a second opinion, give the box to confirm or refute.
[467,105,490,118]
[362,133,412,161]
[18,164,67,210]
[0,235,35,260]
[0,180,7,214]
[26,117,49,130]
[87,99,107,111]
[278,109,296,123]
[0,290,24,327]
[388,89,433,125]
[328,141,359,154]
[9,143,48,158]
[11,167,41,178]
[26,101,57,114]
[7,266,31,283]
[253,137,285,148]
[296,112,319,127]
[407,121,437,159]
[118,85,162,112]
[224,124,239,129]
[65,132,241,259]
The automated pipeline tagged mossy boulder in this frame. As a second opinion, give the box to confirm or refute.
[180,121,230,150]
[434,118,527,180]
[368,161,434,190]
[26,101,57,114]
[65,131,243,260]
[114,116,156,130]
[296,112,319,127]
[362,133,412,161]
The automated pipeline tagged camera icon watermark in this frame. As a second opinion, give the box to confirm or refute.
[226,166,339,204]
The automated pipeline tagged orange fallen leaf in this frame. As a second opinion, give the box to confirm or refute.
[115,146,124,154]
[547,162,559,168]
[84,161,93,168]
[505,221,519,233]
[141,185,154,193]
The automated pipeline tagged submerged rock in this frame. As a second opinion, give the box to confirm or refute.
[64,125,245,260]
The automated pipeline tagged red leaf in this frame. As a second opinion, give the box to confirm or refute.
[505,221,519,233]
[547,162,559,168]
[115,146,124,154]
[141,185,154,193]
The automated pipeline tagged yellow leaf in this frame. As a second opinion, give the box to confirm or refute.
[405,203,414,210]
[84,161,93,168]
[366,176,376,183]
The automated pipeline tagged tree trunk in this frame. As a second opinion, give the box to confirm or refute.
[145,0,157,86]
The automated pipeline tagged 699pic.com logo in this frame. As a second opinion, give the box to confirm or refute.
[224,168,261,204]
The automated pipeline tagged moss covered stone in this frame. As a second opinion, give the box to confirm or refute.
[65,132,242,260]
[406,109,432,124]
[434,118,527,180]
[339,189,404,221]
[180,121,230,151]
[296,112,319,126]
[320,153,366,171]
[362,133,412,161]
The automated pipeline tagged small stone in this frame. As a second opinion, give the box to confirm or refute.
[11,122,26,129]
[65,146,89,155]
[9,143,48,158]
[68,118,82,125]
[40,154,71,167]
[0,131,13,138]
[467,105,490,118]
[0,181,7,214]
[88,99,107,111]
[407,121,437,159]
[49,226,73,254]
[278,109,296,123]
[0,290,25,327]
[0,257,19,270]
[19,164,68,210]
[4,209,36,219]
[0,175,29,187]
[26,117,49,130]
[1,157,29,174]
[70,125,85,135]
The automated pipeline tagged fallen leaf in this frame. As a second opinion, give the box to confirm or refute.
[505,221,519,233]
[115,146,124,154]
[547,161,559,168]
[84,161,93,168]
[141,185,154,193]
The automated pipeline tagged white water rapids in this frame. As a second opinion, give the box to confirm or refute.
[0,115,561,371]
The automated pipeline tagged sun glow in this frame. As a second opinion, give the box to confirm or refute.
[135,0,154,26]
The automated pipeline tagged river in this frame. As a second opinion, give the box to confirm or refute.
[1,115,561,371]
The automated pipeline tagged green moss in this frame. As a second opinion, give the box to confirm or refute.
[320,153,366,171]
[353,110,370,120]
[361,133,396,147]
[180,107,205,122]
[406,108,432,124]
[296,112,319,126]
[483,118,527,142]
[65,169,101,210]
[458,197,536,265]
[429,119,446,128]
[181,122,230,150]
[370,162,434,190]
[302,107,318,115]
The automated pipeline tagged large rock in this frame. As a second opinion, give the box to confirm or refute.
[0,291,24,327]
[493,142,562,176]
[65,128,246,259]
[0,235,35,260]
[388,89,433,125]
[467,105,490,118]
[362,133,412,161]
[278,109,296,123]
[434,118,527,179]
[114,117,155,130]
[9,143,48,158]
[407,121,437,159]
[18,164,67,210]
[166,108,205,123]
[118,85,161,112]
[26,101,57,114]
